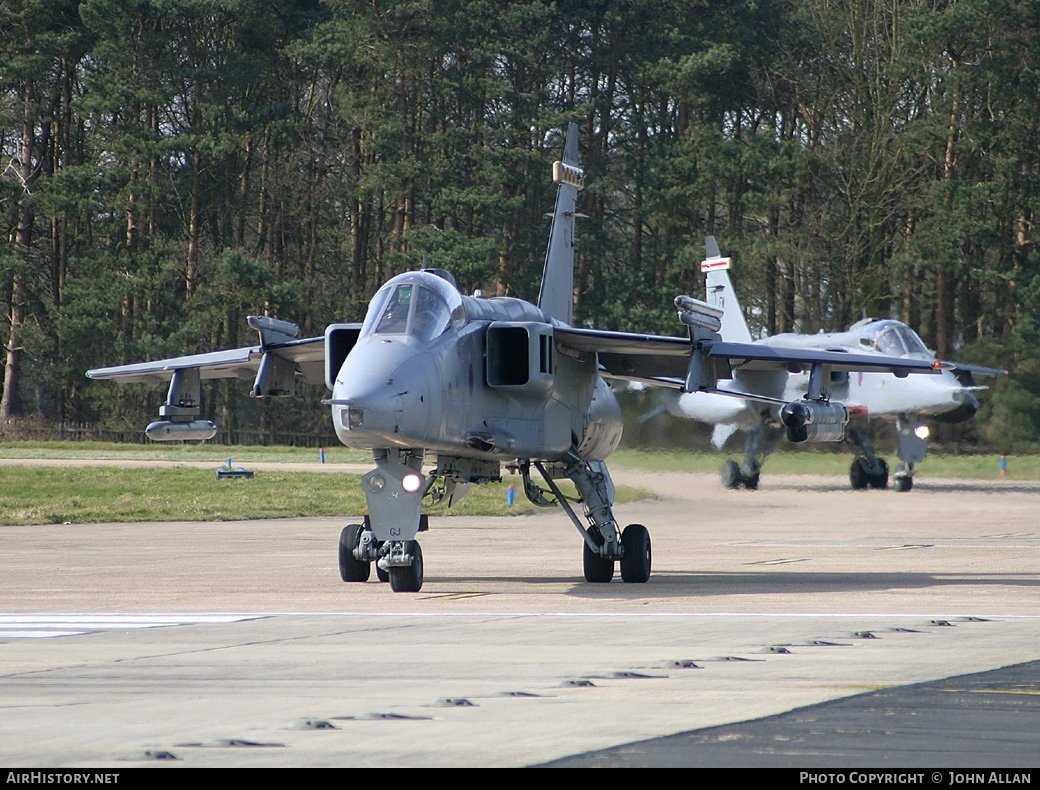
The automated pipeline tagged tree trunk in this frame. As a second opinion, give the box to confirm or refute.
[186,151,202,301]
[1,85,35,420]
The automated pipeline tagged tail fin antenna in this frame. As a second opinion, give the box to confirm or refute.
[538,123,583,325]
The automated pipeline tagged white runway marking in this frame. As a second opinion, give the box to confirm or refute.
[0,613,265,639]
[2,611,1038,639]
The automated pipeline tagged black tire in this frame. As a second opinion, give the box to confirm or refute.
[339,523,371,582]
[721,460,742,489]
[583,539,615,583]
[620,524,652,583]
[869,458,889,489]
[388,541,424,592]
[894,475,913,492]
[742,470,760,490]
[849,459,870,490]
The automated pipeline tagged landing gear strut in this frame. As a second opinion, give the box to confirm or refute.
[892,415,927,493]
[527,453,652,584]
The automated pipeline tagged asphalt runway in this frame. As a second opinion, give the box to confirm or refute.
[2,466,1039,768]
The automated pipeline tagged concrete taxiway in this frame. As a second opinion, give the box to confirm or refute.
[1,468,1039,767]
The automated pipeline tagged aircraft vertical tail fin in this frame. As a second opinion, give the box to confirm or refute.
[538,122,583,326]
[702,236,753,343]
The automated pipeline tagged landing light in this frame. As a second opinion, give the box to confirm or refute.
[915,425,930,440]
[367,473,387,493]
[402,473,423,493]
[339,407,364,430]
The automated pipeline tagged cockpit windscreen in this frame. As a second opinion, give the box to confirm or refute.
[859,321,929,358]
[361,274,461,342]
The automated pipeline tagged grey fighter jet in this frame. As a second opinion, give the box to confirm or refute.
[661,237,1007,492]
[88,126,944,591]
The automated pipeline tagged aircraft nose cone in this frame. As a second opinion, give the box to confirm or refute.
[331,338,433,445]
[933,388,980,424]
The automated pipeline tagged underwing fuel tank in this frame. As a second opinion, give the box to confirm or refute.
[145,420,218,442]
[780,400,849,443]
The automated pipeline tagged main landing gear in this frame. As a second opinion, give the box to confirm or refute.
[526,453,652,584]
[849,456,889,489]
[721,459,759,490]
[847,417,926,493]
[847,427,889,489]
[720,421,781,491]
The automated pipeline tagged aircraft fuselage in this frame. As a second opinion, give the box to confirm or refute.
[330,270,622,466]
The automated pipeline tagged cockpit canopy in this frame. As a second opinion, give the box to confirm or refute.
[858,320,930,358]
[360,271,464,343]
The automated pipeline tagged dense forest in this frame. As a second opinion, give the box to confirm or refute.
[1,0,1038,448]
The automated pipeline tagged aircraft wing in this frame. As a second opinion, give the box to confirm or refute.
[87,336,327,387]
[713,342,945,376]
[939,359,1008,388]
[553,327,691,386]
[941,360,1008,377]
[555,328,943,390]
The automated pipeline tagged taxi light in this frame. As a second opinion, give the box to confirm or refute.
[914,425,930,440]
[402,473,423,493]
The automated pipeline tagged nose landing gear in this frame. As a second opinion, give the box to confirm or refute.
[339,522,423,591]
[381,540,424,593]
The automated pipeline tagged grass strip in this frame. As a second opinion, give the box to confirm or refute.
[0,442,1026,479]
[0,464,647,526]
